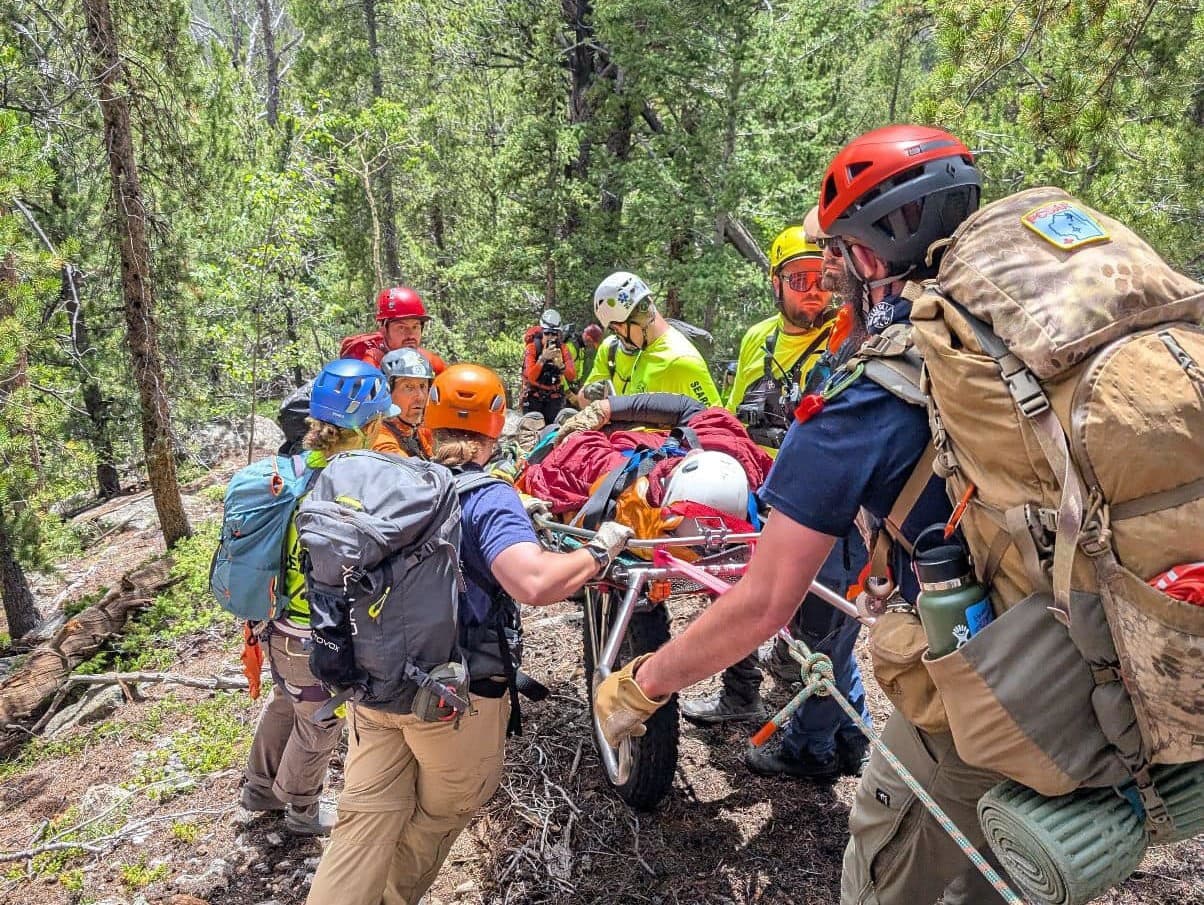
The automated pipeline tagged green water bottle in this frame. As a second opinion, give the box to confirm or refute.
[914,526,994,658]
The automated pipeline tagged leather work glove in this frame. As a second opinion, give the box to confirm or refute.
[594,653,668,747]
[587,520,634,570]
[555,399,611,443]
[520,493,552,521]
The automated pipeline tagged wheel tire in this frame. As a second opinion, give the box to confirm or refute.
[583,590,679,811]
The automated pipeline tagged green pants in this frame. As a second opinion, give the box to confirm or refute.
[840,710,1007,905]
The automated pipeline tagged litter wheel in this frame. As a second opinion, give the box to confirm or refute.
[582,586,679,811]
[978,779,1147,905]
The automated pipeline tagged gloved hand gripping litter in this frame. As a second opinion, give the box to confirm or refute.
[520,493,552,521]
[555,400,610,443]
[586,520,634,570]
[594,653,668,747]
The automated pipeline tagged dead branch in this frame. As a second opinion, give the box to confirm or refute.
[65,671,248,692]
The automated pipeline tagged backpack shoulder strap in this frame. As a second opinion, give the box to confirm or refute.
[762,327,779,380]
[607,337,618,376]
[853,323,926,407]
[452,469,505,497]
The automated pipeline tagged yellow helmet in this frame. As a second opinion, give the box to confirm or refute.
[768,225,821,273]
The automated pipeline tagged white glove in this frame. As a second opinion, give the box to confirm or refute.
[587,521,634,568]
[521,494,552,521]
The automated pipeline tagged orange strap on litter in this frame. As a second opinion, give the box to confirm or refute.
[241,622,264,700]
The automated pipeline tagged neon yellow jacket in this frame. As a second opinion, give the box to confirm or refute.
[583,326,719,406]
[726,314,832,457]
[279,450,328,628]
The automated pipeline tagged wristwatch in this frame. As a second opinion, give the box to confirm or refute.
[584,543,611,575]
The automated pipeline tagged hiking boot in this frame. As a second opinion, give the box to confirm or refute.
[680,691,768,726]
[761,640,802,685]
[744,739,840,783]
[283,801,336,836]
[239,783,286,813]
[837,735,871,777]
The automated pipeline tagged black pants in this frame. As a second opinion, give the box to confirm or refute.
[523,394,565,425]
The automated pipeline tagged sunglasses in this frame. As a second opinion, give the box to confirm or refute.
[780,269,823,292]
[814,236,843,257]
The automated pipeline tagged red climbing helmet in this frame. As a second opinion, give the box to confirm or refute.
[818,125,980,270]
[375,286,430,323]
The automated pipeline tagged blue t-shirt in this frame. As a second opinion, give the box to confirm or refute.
[758,295,950,603]
[458,469,539,626]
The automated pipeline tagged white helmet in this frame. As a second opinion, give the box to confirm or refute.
[539,308,562,330]
[593,271,652,330]
[661,450,750,526]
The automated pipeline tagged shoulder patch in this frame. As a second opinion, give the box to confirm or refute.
[1021,200,1109,250]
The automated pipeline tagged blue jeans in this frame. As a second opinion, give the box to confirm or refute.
[781,532,871,760]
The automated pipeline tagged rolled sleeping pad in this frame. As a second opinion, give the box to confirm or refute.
[978,780,1147,905]
[978,759,1204,905]
[1147,759,1204,845]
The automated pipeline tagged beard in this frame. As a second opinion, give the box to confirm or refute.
[826,265,871,351]
[779,298,829,331]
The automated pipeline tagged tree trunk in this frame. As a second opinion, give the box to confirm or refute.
[362,0,400,284]
[83,0,191,548]
[63,269,121,497]
[0,503,39,641]
[0,559,175,724]
[256,0,280,127]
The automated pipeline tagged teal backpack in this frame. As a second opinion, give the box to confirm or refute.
[209,454,319,621]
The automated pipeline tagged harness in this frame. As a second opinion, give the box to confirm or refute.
[738,324,831,448]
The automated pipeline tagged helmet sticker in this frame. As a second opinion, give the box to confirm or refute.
[1021,201,1110,251]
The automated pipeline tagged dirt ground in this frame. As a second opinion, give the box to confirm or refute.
[0,477,1200,905]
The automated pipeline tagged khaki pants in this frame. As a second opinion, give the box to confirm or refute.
[840,710,1006,905]
[306,695,509,905]
[244,630,344,806]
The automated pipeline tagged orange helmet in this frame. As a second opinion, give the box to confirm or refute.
[426,364,507,438]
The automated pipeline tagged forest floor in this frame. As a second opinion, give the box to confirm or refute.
[0,454,1200,905]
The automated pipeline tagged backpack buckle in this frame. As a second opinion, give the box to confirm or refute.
[999,355,1050,417]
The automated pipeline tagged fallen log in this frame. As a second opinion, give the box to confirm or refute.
[0,558,178,725]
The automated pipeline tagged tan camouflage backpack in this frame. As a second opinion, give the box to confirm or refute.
[901,186,1204,835]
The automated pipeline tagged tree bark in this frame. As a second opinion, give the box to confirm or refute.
[362,0,400,284]
[0,559,176,724]
[0,503,38,641]
[256,0,280,127]
[83,0,191,547]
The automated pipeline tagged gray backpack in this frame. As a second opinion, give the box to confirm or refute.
[296,451,467,716]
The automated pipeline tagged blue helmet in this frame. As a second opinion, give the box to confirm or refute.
[309,359,400,429]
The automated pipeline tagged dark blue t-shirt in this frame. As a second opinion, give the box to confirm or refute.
[758,295,951,603]
[457,468,539,626]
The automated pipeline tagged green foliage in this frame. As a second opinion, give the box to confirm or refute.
[77,522,225,675]
[132,692,252,790]
[170,820,202,843]
[0,0,1199,596]
[117,856,170,889]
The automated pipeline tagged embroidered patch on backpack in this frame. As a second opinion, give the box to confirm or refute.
[1021,201,1110,250]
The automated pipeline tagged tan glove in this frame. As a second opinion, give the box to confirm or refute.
[587,520,634,569]
[555,399,611,443]
[594,653,668,747]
